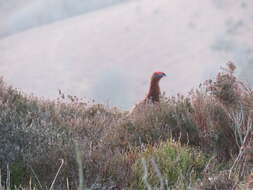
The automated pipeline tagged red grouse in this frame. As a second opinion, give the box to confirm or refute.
[145,71,166,103]
[129,71,166,115]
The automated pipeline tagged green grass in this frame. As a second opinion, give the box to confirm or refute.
[129,140,207,189]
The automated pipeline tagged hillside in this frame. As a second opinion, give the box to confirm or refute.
[1,63,253,189]
[0,0,128,37]
[1,0,253,109]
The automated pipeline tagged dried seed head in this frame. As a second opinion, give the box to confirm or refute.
[226,62,236,72]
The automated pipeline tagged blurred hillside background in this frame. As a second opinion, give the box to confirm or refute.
[0,0,127,37]
[0,0,253,109]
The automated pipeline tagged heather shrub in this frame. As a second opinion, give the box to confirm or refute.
[197,170,237,190]
[206,62,241,106]
[167,95,199,146]
[0,77,125,188]
[105,95,199,152]
[191,63,253,161]
[204,100,238,160]
[1,63,253,189]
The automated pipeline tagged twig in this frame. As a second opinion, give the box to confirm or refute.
[66,178,70,190]
[203,156,216,174]
[141,158,152,190]
[151,158,164,190]
[0,170,2,190]
[6,165,10,189]
[29,166,44,190]
[229,117,252,178]
[49,159,64,190]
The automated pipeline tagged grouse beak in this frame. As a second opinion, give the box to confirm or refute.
[160,73,166,77]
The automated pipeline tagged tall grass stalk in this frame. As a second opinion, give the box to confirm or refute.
[75,142,84,190]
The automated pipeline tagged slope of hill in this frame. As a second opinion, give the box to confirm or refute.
[0,0,253,109]
[0,0,128,37]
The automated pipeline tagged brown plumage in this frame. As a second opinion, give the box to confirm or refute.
[145,71,166,103]
[129,71,166,115]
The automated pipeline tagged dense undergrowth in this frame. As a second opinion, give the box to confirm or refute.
[1,63,253,189]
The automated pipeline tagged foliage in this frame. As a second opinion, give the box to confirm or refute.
[129,140,207,189]
[0,63,253,189]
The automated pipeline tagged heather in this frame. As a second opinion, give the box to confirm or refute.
[1,63,253,189]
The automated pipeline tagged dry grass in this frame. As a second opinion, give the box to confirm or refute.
[1,63,253,189]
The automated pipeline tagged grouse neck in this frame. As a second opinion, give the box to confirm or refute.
[147,78,161,102]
